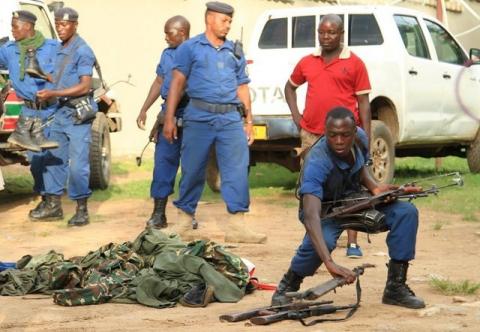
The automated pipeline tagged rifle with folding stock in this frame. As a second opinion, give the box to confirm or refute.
[320,172,464,233]
[219,263,374,326]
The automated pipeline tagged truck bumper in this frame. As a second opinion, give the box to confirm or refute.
[252,115,299,140]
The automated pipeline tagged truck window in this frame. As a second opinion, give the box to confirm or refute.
[394,15,430,59]
[292,16,315,48]
[20,4,55,39]
[424,20,467,65]
[349,14,383,46]
[258,17,287,49]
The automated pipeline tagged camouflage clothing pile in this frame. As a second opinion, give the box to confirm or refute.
[0,228,250,308]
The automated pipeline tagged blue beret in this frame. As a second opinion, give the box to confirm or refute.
[55,7,79,22]
[12,10,37,24]
[206,1,234,16]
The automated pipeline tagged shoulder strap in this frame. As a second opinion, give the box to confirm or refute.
[93,59,106,90]
[55,43,81,88]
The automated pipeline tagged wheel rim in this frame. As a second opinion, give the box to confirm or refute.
[371,137,390,182]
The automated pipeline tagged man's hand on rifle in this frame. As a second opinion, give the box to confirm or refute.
[402,184,423,194]
[137,110,147,130]
[324,261,356,284]
[371,183,399,203]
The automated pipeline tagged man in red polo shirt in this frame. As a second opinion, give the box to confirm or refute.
[285,14,371,258]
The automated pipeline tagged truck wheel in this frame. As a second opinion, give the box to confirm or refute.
[370,120,395,184]
[467,129,480,173]
[206,147,221,192]
[89,112,111,190]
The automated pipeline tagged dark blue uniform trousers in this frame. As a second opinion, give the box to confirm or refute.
[43,107,92,200]
[150,129,182,199]
[291,201,419,277]
[174,119,249,215]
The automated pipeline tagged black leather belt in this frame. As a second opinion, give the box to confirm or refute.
[190,98,237,114]
[24,98,57,110]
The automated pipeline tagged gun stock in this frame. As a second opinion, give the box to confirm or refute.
[286,263,375,300]
[219,307,271,322]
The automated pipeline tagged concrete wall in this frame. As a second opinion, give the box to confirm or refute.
[60,0,480,156]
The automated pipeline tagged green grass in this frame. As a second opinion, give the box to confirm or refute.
[430,277,480,295]
[393,157,479,220]
[111,157,154,175]
[93,162,298,202]
[249,163,297,197]
[0,174,35,203]
[2,157,479,221]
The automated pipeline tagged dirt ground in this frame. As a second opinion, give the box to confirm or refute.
[1,168,480,332]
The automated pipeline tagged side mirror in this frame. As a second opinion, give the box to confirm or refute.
[470,48,480,64]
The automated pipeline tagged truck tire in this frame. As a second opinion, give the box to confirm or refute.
[89,112,111,190]
[370,120,395,184]
[467,129,480,173]
[206,147,221,192]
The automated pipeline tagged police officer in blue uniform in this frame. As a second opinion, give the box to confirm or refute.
[163,2,266,244]
[271,107,425,309]
[137,16,190,229]
[31,7,97,226]
[0,10,59,212]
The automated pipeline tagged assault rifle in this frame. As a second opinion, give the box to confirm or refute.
[285,263,375,300]
[322,172,464,220]
[219,263,374,326]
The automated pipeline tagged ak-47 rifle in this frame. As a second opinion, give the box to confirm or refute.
[219,299,334,323]
[220,263,374,326]
[319,173,464,233]
[285,263,375,300]
[324,172,463,219]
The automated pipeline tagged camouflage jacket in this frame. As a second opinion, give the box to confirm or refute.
[0,228,249,307]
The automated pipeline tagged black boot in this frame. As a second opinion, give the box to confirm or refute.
[68,198,90,227]
[28,195,47,218]
[271,268,304,306]
[25,47,52,81]
[29,194,63,221]
[31,118,59,149]
[7,115,41,152]
[146,197,168,228]
[382,260,425,309]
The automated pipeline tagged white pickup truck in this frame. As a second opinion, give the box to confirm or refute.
[233,5,480,185]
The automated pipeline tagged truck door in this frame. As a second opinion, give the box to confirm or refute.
[249,15,316,117]
[394,15,445,141]
[423,19,479,139]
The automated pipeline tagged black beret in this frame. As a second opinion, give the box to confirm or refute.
[12,10,37,24]
[206,1,234,16]
[54,7,79,22]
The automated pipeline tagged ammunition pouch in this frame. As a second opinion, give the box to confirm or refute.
[62,95,96,125]
[321,192,387,234]
[334,209,387,234]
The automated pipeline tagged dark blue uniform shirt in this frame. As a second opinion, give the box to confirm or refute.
[156,47,184,117]
[55,34,97,111]
[299,127,369,202]
[0,39,58,101]
[156,47,175,100]
[173,33,250,122]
